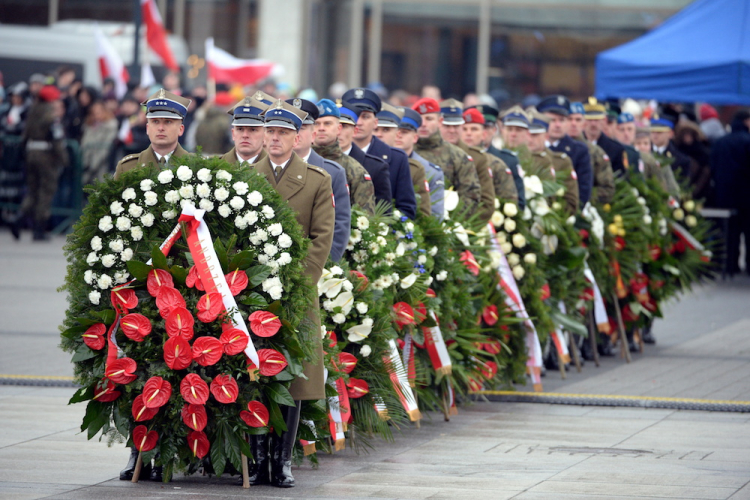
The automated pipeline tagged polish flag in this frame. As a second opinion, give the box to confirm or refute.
[141,0,179,72]
[140,62,156,89]
[118,118,134,145]
[205,38,282,86]
[94,24,129,99]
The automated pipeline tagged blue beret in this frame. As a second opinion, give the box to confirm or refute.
[570,102,585,115]
[537,95,570,116]
[317,99,340,119]
[398,108,422,131]
[617,112,635,124]
[342,88,381,114]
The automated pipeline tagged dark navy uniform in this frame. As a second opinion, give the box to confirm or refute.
[548,135,594,205]
[348,142,393,210]
[366,136,417,219]
[307,149,351,262]
[487,145,526,209]
[593,133,627,174]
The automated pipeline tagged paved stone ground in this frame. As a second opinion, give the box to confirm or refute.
[1,232,749,500]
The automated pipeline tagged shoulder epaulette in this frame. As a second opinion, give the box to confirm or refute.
[120,154,138,163]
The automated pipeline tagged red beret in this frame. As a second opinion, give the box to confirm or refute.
[463,108,485,125]
[412,97,440,115]
[38,85,61,102]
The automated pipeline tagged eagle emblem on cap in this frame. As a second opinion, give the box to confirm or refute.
[354,89,364,99]
[557,96,565,105]
[419,104,427,113]
[158,88,166,98]
[244,97,252,106]
[588,96,598,105]
[293,98,302,108]
[254,91,265,100]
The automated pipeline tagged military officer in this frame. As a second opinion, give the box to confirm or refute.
[219,93,268,165]
[412,97,482,217]
[537,95,594,206]
[614,112,644,174]
[569,101,615,204]
[462,108,518,204]
[394,107,446,219]
[249,100,334,488]
[312,99,378,215]
[344,87,417,219]
[114,89,192,179]
[650,114,691,180]
[583,97,627,175]
[634,127,681,195]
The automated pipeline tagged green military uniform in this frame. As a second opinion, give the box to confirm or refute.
[114,144,191,180]
[645,151,680,195]
[456,140,495,224]
[313,142,377,215]
[574,134,615,204]
[485,152,519,204]
[548,149,580,214]
[408,157,432,217]
[415,131,482,215]
[219,147,268,165]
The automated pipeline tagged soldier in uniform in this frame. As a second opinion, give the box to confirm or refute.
[344,88,417,219]
[248,100,334,487]
[461,108,518,204]
[375,103,431,217]
[17,85,69,241]
[537,95,594,206]
[650,114,691,181]
[114,89,192,180]
[634,127,681,195]
[312,99,378,215]
[615,112,644,174]
[583,97,627,175]
[412,97,482,217]
[394,107,446,219]
[569,101,615,204]
[220,93,268,165]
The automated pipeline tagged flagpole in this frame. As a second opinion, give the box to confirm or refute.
[132,0,141,78]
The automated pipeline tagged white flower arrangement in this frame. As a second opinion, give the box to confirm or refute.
[158,170,174,184]
[176,165,193,181]
[122,188,136,201]
[110,201,124,215]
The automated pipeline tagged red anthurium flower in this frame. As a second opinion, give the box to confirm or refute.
[187,430,210,458]
[180,373,209,404]
[327,331,338,348]
[540,283,551,301]
[337,352,358,374]
[146,268,174,297]
[82,323,106,350]
[111,287,137,314]
[219,328,248,356]
[181,404,208,431]
[192,336,223,366]
[225,269,249,296]
[105,357,137,385]
[164,336,193,370]
[414,302,427,324]
[425,288,437,298]
[210,374,239,404]
[156,286,186,319]
[580,288,595,301]
[621,304,639,323]
[248,310,282,337]
[393,302,415,328]
[482,305,499,326]
[397,338,405,350]
[614,236,627,251]
[350,270,369,292]
[257,349,288,376]
[481,360,498,380]
[93,378,120,402]
[186,265,206,291]
[133,425,158,452]
[241,401,270,427]
[483,339,502,355]
[165,307,194,341]
[468,377,483,392]
[132,394,159,422]
[346,378,369,398]
[196,292,224,323]
[460,250,480,276]
[142,376,172,409]
[120,313,152,342]
[649,245,662,261]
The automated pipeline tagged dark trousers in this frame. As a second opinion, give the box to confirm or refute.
[725,208,750,274]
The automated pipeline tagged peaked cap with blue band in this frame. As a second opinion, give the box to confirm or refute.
[501,105,530,129]
[252,90,276,106]
[525,107,550,134]
[397,107,422,131]
[376,102,401,127]
[142,88,191,119]
[263,99,307,131]
[317,99,340,119]
[342,87,382,114]
[439,98,465,125]
[537,95,571,117]
[286,98,319,125]
[228,96,269,127]
[336,99,359,126]
[649,114,675,131]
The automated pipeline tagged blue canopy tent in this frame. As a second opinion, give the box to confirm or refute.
[595,0,750,105]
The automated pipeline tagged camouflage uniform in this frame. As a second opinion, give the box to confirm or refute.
[456,140,495,225]
[485,152,518,204]
[548,149,580,215]
[313,142,377,215]
[574,134,615,204]
[415,131,481,215]
[643,151,680,195]
[408,157,432,217]
[20,100,69,233]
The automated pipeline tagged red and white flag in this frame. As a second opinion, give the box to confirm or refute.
[117,118,133,145]
[94,24,129,99]
[141,0,179,72]
[205,37,281,86]
[140,62,156,89]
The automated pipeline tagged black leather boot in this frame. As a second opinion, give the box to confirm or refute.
[642,320,656,344]
[598,338,614,356]
[119,447,152,481]
[626,328,639,353]
[150,453,164,482]
[237,433,271,485]
[271,401,301,488]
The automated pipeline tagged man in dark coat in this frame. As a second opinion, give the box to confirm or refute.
[650,114,692,181]
[583,97,627,175]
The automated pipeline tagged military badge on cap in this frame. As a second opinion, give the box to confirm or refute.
[142,88,191,119]
[500,105,530,129]
[537,94,570,117]
[463,108,485,125]
[649,113,674,132]
[583,97,607,120]
[316,98,341,119]
[285,98,319,125]
[342,88,382,113]
[228,95,269,127]
[253,90,276,106]
[263,99,307,131]
[439,98,465,125]
[412,97,440,115]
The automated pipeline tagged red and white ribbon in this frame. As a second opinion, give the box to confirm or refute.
[299,419,317,456]
[324,368,346,451]
[422,310,452,376]
[385,339,421,421]
[584,264,610,333]
[551,301,571,364]
[671,221,711,260]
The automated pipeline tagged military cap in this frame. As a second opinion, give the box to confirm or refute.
[439,98,465,125]
[252,90,276,106]
[397,107,422,131]
[649,114,674,132]
[376,102,401,128]
[583,97,607,120]
[467,104,499,125]
[500,105,529,129]
[342,88,382,114]
[463,108,485,125]
[263,99,307,131]
[526,107,549,134]
[635,127,651,139]
[286,98,319,125]
[336,99,359,126]
[569,102,585,115]
[317,98,340,119]
[228,96,268,127]
[537,95,570,117]
[412,97,440,115]
[617,112,635,125]
[142,88,191,119]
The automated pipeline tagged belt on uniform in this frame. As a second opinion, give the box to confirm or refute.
[26,140,53,151]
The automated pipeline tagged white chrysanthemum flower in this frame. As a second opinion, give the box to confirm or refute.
[673,208,685,221]
[278,234,292,248]
[196,183,211,198]
[268,285,283,300]
[504,218,516,232]
[90,236,103,251]
[362,317,373,327]
[247,191,263,206]
[197,168,212,182]
[128,203,143,218]
[99,216,113,232]
[179,184,194,199]
[264,243,279,257]
[418,254,427,264]
[323,299,334,312]
[229,196,245,210]
[140,179,154,191]
[507,253,520,267]
[176,165,193,181]
[234,215,248,230]
[503,203,518,217]
[158,170,174,184]
[360,344,372,357]
[342,280,354,292]
[114,270,129,284]
[232,181,249,195]
[116,216,131,231]
[262,205,275,219]
[163,209,177,220]
[356,216,370,230]
[524,253,537,265]
[429,246,438,256]
[244,211,259,226]
[266,223,282,237]
[685,214,697,227]
[491,211,505,228]
[218,204,231,218]
[378,223,389,236]
[393,209,402,218]
[144,191,158,206]
[110,201,124,215]
[84,270,95,285]
[436,270,448,281]
[369,242,380,254]
[512,233,526,249]
[97,274,113,289]
[216,170,232,182]
[277,252,292,266]
[332,313,347,324]
[140,213,155,227]
[199,199,214,212]
[131,226,143,241]
[350,229,362,244]
[552,201,562,211]
[512,265,525,280]
[108,239,124,252]
[121,188,136,201]
[214,187,229,202]
[164,190,180,203]
[121,248,134,261]
[637,196,647,206]
[89,290,101,305]
[356,302,369,314]
[500,242,513,255]
[684,200,696,212]
[257,254,269,264]
[86,252,99,265]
